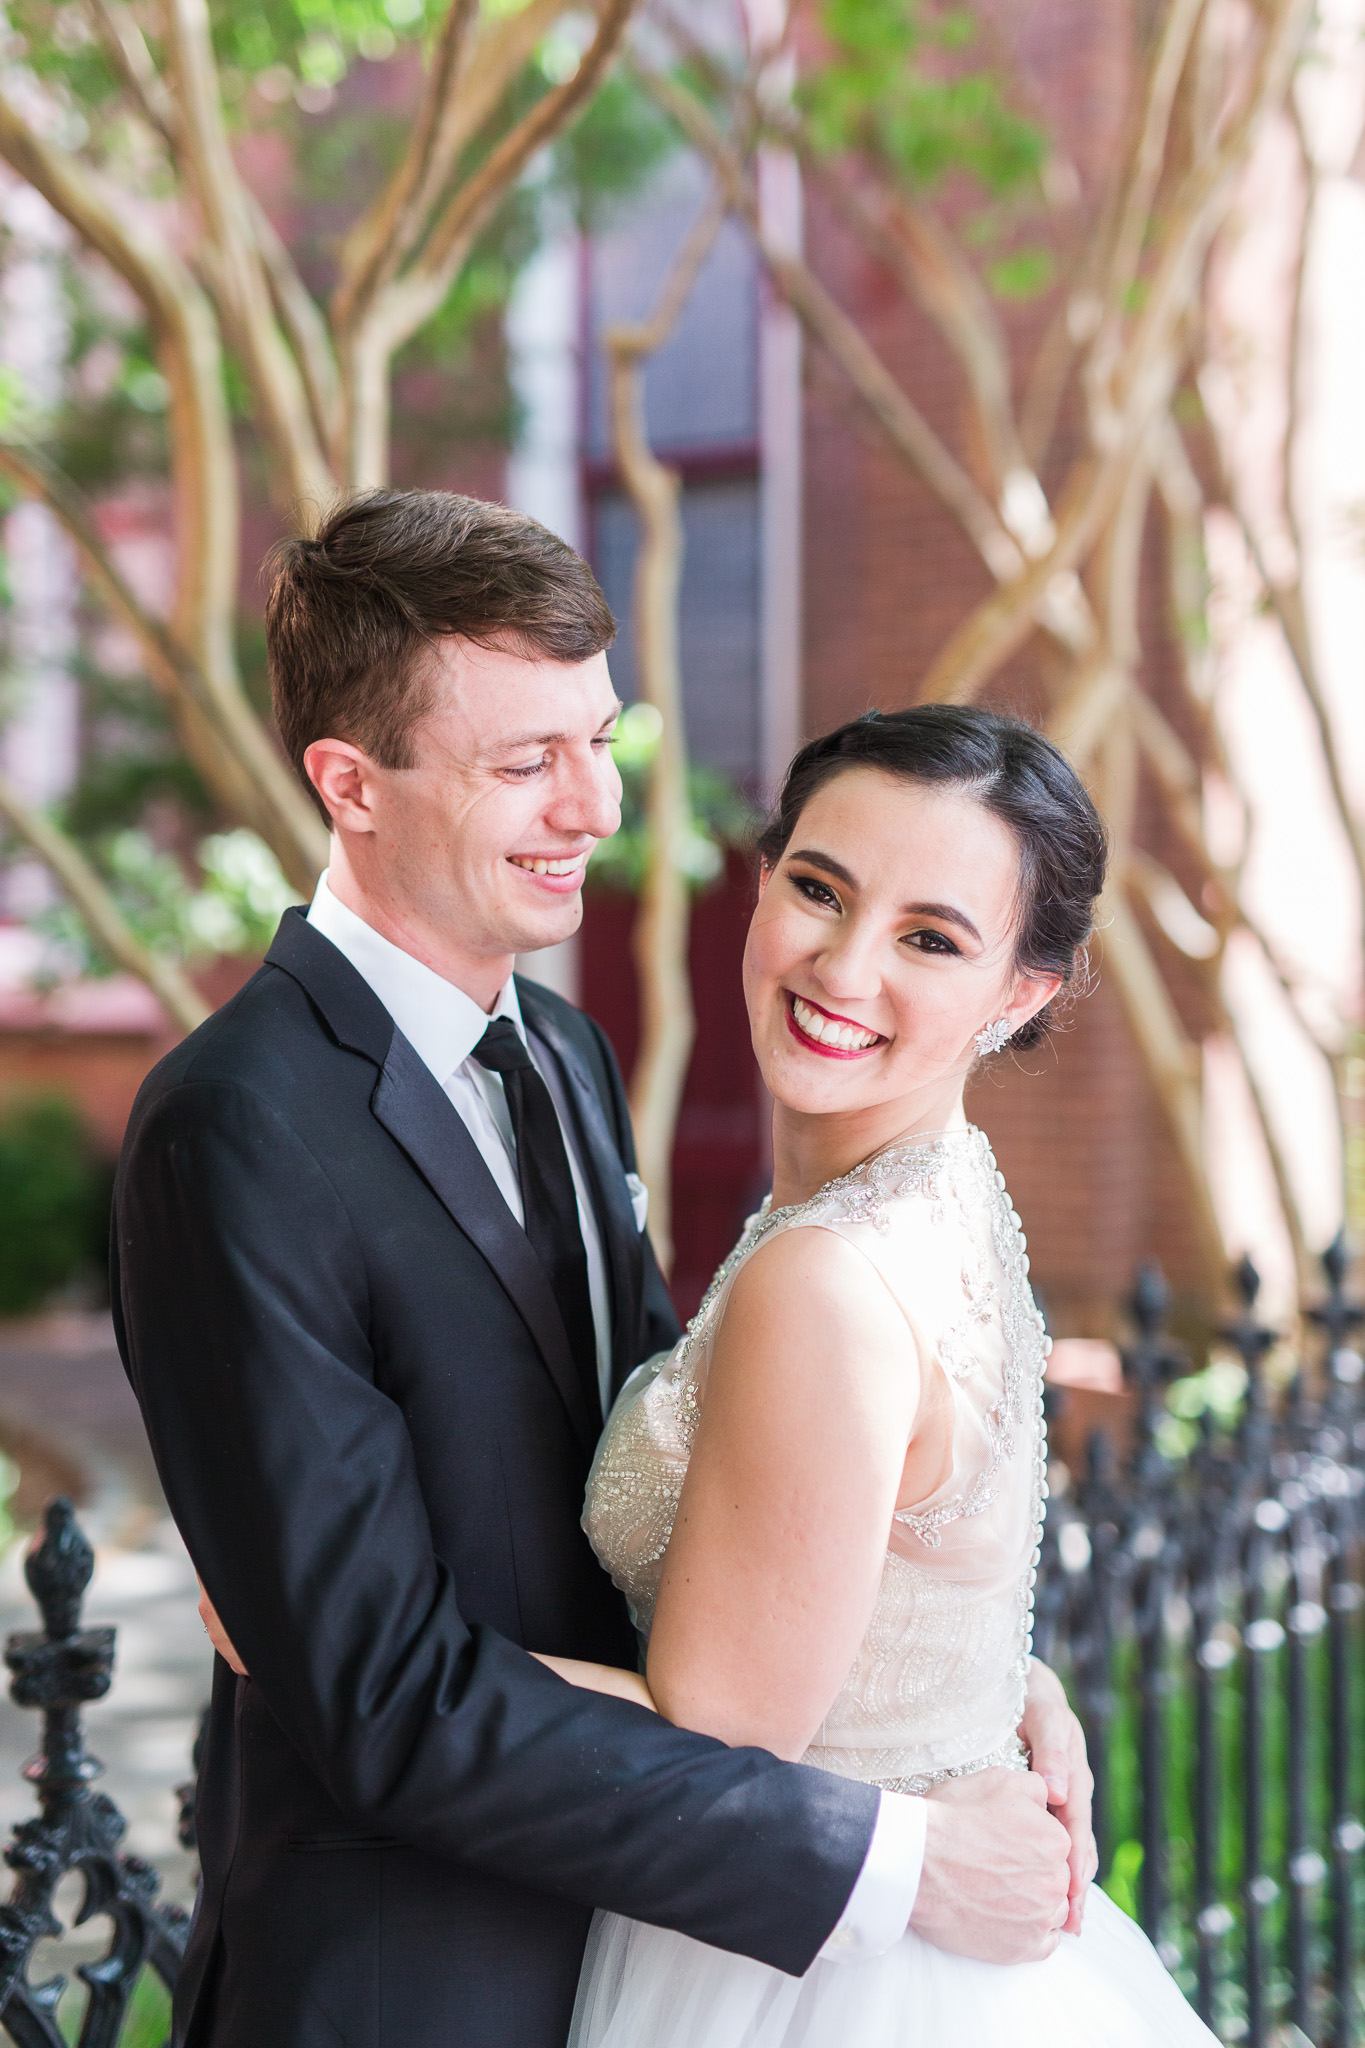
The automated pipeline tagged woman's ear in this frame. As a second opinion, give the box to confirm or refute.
[1006,969,1063,1036]
[755,858,774,899]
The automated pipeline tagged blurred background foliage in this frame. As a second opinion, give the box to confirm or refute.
[0,1096,110,1314]
[588,703,757,894]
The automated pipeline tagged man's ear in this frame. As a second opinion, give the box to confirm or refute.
[304,738,378,834]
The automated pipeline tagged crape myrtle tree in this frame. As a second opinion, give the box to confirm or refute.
[628,0,1346,1295]
[0,0,652,1033]
[0,0,1349,1289]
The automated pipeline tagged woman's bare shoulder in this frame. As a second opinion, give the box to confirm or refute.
[715,1218,917,1404]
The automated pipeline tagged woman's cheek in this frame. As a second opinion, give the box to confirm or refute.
[749,910,801,991]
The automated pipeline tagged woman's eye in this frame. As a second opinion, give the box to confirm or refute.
[792,875,840,910]
[903,928,960,955]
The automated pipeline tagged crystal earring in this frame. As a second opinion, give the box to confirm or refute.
[974,1018,1012,1056]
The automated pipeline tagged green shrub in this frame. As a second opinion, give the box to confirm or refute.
[0,1097,110,1316]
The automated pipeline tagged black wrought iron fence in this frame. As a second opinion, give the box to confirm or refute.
[1035,1245,1365,2048]
[0,1500,186,2047]
[0,1249,1358,2046]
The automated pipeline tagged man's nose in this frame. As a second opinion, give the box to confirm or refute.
[548,745,621,842]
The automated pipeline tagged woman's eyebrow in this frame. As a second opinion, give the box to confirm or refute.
[787,847,859,888]
[901,900,982,942]
[788,851,983,944]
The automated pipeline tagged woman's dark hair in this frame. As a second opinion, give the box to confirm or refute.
[756,705,1108,1051]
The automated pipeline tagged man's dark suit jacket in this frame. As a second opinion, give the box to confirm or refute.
[112,908,877,2048]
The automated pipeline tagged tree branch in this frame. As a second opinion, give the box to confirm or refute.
[0,91,238,744]
[918,0,1311,704]
[0,76,327,884]
[331,0,480,340]
[247,196,342,465]
[83,0,340,468]
[634,62,1035,590]
[1087,0,1208,414]
[161,0,333,510]
[1101,884,1228,1284]
[333,0,567,344]
[608,179,731,1270]
[405,0,635,307]
[342,0,637,484]
[0,442,327,892]
[0,768,208,1034]
[84,0,178,142]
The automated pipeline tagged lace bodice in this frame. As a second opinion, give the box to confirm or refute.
[582,1125,1050,1793]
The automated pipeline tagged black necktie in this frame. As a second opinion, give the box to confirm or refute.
[471,1019,599,1417]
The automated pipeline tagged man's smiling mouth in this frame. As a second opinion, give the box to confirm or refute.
[507,853,589,877]
[786,991,887,1056]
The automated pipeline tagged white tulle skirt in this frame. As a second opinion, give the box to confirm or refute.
[568,1884,1217,2048]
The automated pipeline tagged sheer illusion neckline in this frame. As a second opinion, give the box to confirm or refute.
[763,1123,981,1228]
[678,1126,989,1355]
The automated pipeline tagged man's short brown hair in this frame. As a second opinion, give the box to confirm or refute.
[266,491,616,817]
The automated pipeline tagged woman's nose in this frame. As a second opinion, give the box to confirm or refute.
[813,927,882,1002]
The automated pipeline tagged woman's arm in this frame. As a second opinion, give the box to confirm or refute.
[531,1654,655,1711]
[646,1226,923,1761]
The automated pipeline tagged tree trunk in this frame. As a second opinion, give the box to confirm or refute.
[610,343,694,1275]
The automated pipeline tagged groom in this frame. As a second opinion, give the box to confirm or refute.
[113,490,1087,2048]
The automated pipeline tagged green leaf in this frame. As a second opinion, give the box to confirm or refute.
[799,0,1045,199]
[586,717,757,896]
[985,244,1053,300]
[1104,1837,1144,1922]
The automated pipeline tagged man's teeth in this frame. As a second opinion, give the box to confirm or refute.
[510,855,583,876]
[791,995,881,1051]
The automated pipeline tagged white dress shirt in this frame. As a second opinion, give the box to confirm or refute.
[308,873,614,1413]
[307,871,926,1959]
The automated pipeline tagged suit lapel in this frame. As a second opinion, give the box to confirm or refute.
[266,914,601,1456]
[371,1033,601,1455]
[519,992,644,1400]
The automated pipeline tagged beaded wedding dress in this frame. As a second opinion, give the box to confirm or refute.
[571,1124,1215,2048]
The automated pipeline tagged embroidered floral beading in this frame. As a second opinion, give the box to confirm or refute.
[581,1124,1051,1791]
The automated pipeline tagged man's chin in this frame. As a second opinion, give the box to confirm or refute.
[505,897,585,959]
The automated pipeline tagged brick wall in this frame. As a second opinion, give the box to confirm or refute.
[796,0,1211,1335]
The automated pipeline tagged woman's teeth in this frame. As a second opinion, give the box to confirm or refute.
[790,995,881,1052]
[510,855,583,876]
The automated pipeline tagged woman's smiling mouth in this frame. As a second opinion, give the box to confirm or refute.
[785,991,887,1058]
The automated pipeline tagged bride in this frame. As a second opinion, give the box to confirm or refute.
[540,704,1216,2047]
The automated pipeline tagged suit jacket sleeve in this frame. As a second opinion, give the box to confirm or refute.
[112,1075,873,1977]
[581,1012,680,1359]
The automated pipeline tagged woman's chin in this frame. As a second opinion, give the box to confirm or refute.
[757,1045,878,1116]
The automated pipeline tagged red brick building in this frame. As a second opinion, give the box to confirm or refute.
[569,0,1220,1331]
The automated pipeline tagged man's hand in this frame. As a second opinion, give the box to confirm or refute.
[910,1769,1071,1962]
[197,1579,248,1676]
[1020,1657,1097,1935]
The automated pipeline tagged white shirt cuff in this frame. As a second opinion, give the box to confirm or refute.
[817,1790,927,1962]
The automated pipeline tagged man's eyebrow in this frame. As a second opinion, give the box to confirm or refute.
[486,703,624,755]
[785,849,983,942]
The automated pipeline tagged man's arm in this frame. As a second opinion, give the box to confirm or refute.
[115,1076,869,1978]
